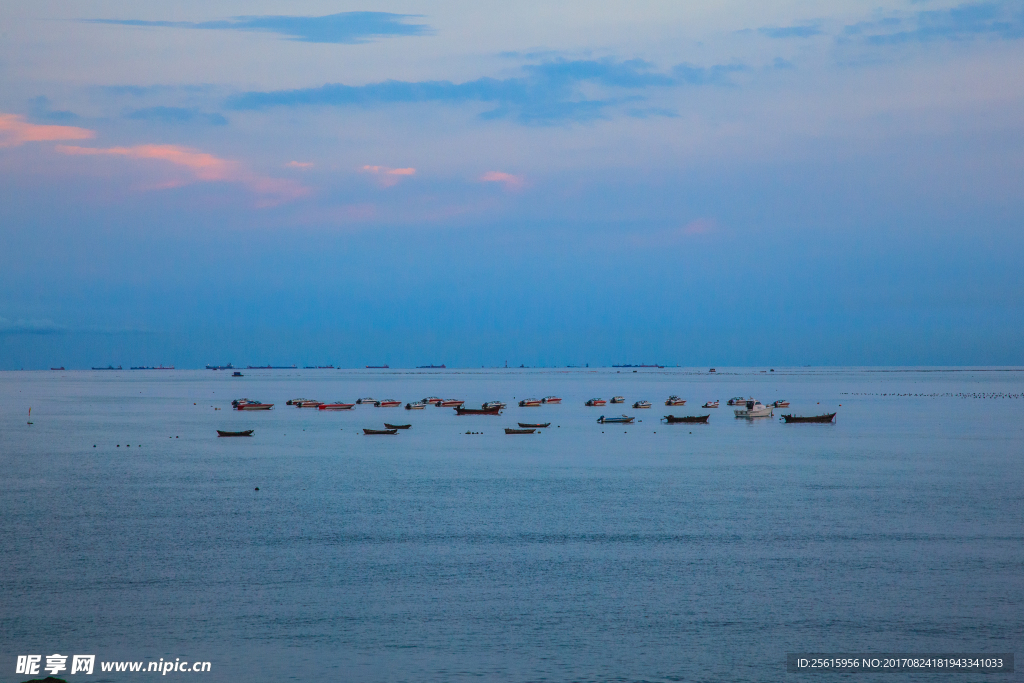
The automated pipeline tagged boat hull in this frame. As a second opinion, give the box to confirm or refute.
[505,428,535,434]
[781,413,836,423]
[319,404,354,410]
[384,423,412,430]
[217,429,254,437]
[663,415,710,424]
[518,422,551,428]
[455,407,501,415]
[236,404,273,410]
[363,428,398,435]
[597,416,635,424]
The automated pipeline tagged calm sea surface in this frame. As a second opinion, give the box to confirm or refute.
[1,368,1022,682]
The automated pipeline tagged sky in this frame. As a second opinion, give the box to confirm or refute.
[1,0,1023,368]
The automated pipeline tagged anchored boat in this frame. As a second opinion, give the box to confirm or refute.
[518,398,542,407]
[610,396,625,404]
[455,406,502,415]
[518,422,550,428]
[217,429,254,437]
[319,403,355,410]
[597,415,635,424]
[384,423,412,429]
[375,399,401,407]
[781,413,836,423]
[585,398,607,407]
[665,396,686,406]
[663,415,710,424]
[505,428,535,434]
[703,400,719,408]
[633,400,652,409]
[734,400,773,418]
[541,396,562,403]
[363,428,398,435]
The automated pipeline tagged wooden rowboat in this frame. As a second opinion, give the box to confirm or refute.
[518,422,550,428]
[217,429,254,437]
[781,413,836,423]
[455,406,501,415]
[363,428,398,435]
[663,415,710,424]
[384,423,411,429]
[505,428,535,434]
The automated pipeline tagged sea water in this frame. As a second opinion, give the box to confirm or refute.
[1,368,1022,682]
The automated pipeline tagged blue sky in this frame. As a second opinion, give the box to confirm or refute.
[1,1,1023,368]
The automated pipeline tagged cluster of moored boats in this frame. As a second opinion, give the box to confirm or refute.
[227,394,836,430]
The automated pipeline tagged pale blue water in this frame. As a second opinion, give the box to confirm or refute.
[1,368,1022,682]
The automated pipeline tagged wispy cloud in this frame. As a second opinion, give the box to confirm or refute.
[0,316,65,335]
[227,58,744,124]
[480,171,524,190]
[125,106,228,126]
[759,24,823,39]
[86,12,430,44]
[55,144,309,205]
[286,161,314,169]
[361,165,415,187]
[0,113,94,148]
[844,1,1024,44]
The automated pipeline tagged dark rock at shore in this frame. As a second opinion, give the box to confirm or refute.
[22,678,69,683]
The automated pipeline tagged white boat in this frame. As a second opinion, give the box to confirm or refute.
[405,401,426,410]
[772,399,790,408]
[482,401,507,410]
[610,396,625,403]
[727,396,748,406]
[519,398,542,407]
[665,396,686,406]
[734,400,773,418]
[632,400,651,409]
[356,397,376,404]
[703,400,720,408]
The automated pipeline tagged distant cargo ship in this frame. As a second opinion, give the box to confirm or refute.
[130,366,174,370]
[247,365,297,369]
[91,365,122,370]
[612,364,664,368]
[366,365,389,369]
[417,364,446,369]
[206,364,234,370]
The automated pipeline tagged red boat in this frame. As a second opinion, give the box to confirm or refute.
[235,401,273,411]
[293,400,323,408]
[375,399,402,407]
[518,398,542,407]
[585,398,607,406]
[319,403,355,410]
[455,406,501,415]
[541,396,562,403]
[422,397,443,405]
[665,396,686,406]
[440,399,465,407]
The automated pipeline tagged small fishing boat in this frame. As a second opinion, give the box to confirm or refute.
[422,397,443,405]
[50,367,65,370]
[440,399,465,407]
[734,400,773,418]
[727,396,747,406]
[232,371,243,377]
[319,403,355,410]
[772,399,791,408]
[482,401,507,410]
[610,396,625,404]
[505,428,536,434]
[293,400,323,408]
[234,399,273,410]
[405,401,426,410]
[519,398,542,407]
[665,396,686,406]
[455,406,501,415]
[356,398,376,404]
[702,400,720,408]
[375,399,402,407]
[585,398,607,406]
[286,398,313,406]
[363,428,398,435]
[541,396,562,403]
[518,422,550,428]
[633,400,652,409]
[781,413,836,423]
[597,415,635,424]
[217,429,254,437]
[384,423,411,429]
[663,415,710,424]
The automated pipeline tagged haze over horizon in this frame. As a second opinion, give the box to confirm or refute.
[3,1,1023,369]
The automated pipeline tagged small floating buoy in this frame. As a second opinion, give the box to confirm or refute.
[93,445,96,447]
[255,487,259,491]
[117,444,120,447]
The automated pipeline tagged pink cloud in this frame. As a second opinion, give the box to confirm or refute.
[286,161,314,168]
[360,165,416,187]
[480,171,524,190]
[56,143,309,205]
[0,113,95,148]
